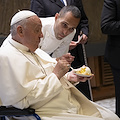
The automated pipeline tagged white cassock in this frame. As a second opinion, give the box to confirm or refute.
[0,37,119,120]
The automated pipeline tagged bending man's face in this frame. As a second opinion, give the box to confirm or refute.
[54,12,80,40]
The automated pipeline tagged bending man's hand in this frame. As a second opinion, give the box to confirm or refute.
[69,34,88,50]
[79,34,88,44]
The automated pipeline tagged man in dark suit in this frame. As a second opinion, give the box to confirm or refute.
[101,0,120,117]
[30,0,92,100]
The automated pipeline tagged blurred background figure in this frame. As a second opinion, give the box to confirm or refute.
[101,0,120,118]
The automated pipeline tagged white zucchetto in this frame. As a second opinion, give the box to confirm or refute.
[10,10,37,26]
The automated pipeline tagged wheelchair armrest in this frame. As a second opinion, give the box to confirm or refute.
[0,106,35,116]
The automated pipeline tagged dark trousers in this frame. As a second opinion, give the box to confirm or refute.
[111,66,120,117]
[76,81,92,100]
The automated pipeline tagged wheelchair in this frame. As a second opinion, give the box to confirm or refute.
[0,106,41,120]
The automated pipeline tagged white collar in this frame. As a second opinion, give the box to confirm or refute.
[9,38,56,63]
[9,37,30,52]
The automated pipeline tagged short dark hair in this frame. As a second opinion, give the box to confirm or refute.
[59,5,81,19]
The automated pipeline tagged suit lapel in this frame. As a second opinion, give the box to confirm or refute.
[66,0,74,5]
[66,0,71,5]
[49,0,65,7]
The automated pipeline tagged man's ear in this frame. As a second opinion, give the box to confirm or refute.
[55,13,59,21]
[17,25,24,37]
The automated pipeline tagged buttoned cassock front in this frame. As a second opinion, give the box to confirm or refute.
[0,37,119,120]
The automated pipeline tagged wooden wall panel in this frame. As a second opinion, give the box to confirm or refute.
[88,56,101,87]
[87,56,115,101]
[0,0,30,36]
[82,0,107,43]
[101,56,114,85]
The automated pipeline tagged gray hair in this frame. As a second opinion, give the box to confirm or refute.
[10,18,27,36]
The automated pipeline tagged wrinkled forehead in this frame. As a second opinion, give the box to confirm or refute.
[27,16,42,27]
[28,16,41,23]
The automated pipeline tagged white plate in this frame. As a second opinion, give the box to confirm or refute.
[74,73,93,77]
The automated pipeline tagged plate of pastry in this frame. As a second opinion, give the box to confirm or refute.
[74,65,94,77]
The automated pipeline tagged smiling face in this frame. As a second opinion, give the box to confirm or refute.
[54,12,80,40]
[21,16,43,52]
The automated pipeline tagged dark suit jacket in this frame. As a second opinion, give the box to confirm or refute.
[30,0,89,68]
[101,0,120,69]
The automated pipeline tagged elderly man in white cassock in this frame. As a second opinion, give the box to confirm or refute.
[0,10,119,120]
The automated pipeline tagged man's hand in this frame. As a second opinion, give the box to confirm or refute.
[78,34,88,44]
[53,59,71,80]
[69,34,88,50]
[54,53,74,79]
[56,53,74,64]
